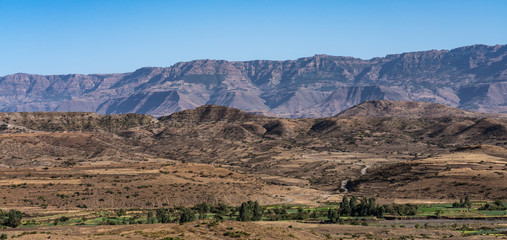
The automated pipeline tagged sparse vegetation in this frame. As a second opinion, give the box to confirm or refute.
[0,103,506,239]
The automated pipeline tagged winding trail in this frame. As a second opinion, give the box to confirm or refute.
[340,179,349,192]
[301,154,370,193]
[341,165,369,192]
[360,165,370,175]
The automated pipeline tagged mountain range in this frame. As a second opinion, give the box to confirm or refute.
[1,44,506,117]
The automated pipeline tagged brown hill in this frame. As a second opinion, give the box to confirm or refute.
[0,101,506,206]
[138,102,507,194]
[159,105,268,123]
[0,112,157,132]
[337,100,481,118]
[348,151,507,201]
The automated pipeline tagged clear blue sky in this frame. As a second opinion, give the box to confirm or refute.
[1,0,506,76]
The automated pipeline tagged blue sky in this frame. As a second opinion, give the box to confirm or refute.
[0,0,506,76]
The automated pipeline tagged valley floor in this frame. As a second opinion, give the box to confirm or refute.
[1,220,506,240]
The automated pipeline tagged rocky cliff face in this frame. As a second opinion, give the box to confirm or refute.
[1,44,506,117]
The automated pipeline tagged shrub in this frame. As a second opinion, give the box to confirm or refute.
[156,208,172,223]
[178,208,196,224]
[224,231,251,238]
[4,210,23,228]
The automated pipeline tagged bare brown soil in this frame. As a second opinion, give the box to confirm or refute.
[350,147,507,202]
[1,220,504,240]
[0,160,333,214]
[1,104,506,209]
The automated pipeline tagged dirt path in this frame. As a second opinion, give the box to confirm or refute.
[341,165,369,192]
[302,154,370,193]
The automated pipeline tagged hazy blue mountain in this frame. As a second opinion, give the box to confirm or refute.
[1,44,506,117]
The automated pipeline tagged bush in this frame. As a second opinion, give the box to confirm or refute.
[224,231,251,238]
[178,208,196,224]
[59,216,70,222]
[161,237,184,240]
[115,209,126,217]
[479,200,507,211]
[384,203,418,216]
[5,210,23,228]
[156,208,172,223]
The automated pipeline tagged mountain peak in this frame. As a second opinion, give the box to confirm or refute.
[337,100,481,118]
[160,105,267,123]
[0,44,506,117]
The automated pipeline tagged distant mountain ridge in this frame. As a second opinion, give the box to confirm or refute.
[1,44,506,117]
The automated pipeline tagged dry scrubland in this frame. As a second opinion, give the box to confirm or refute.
[4,220,506,240]
[0,162,319,212]
[1,101,507,239]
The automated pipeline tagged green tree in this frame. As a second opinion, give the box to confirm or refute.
[194,202,211,220]
[464,195,472,209]
[367,197,379,216]
[375,205,385,218]
[238,202,252,221]
[156,208,172,223]
[178,208,196,224]
[295,207,309,220]
[349,196,358,216]
[147,211,156,224]
[340,196,351,216]
[0,209,6,226]
[6,210,23,228]
[327,208,340,223]
[359,197,368,216]
[238,201,263,221]
[212,203,230,216]
[252,201,263,221]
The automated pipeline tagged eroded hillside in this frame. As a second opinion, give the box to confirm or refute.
[0,101,506,208]
[1,44,507,117]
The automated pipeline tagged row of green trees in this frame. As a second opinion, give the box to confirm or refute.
[147,203,235,224]
[328,196,384,222]
[157,201,261,224]
[452,196,472,208]
[1,197,426,228]
[479,200,506,211]
[338,196,384,217]
[327,196,420,222]
[238,201,263,221]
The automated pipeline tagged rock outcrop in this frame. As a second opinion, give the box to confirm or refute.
[1,44,506,117]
